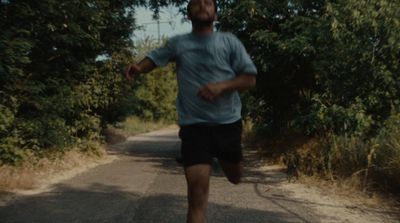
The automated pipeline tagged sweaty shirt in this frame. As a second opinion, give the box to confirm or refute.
[147,31,257,126]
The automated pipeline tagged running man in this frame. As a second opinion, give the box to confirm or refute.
[125,0,257,222]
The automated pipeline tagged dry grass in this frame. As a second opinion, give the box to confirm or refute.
[0,145,107,192]
[250,132,400,210]
[297,174,400,211]
[242,114,400,208]
[0,116,174,193]
[114,116,175,136]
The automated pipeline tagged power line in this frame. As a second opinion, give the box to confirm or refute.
[141,20,175,43]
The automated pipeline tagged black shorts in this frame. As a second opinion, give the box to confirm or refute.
[178,119,243,167]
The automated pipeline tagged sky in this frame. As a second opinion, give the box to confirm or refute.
[133,6,192,42]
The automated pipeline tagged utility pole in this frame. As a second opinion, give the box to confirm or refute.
[141,19,175,43]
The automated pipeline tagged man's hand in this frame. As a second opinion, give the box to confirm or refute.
[197,74,256,102]
[124,58,156,83]
[125,63,142,82]
[197,83,224,102]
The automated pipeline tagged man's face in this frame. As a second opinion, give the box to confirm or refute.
[188,0,216,23]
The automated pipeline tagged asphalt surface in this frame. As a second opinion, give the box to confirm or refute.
[0,127,355,223]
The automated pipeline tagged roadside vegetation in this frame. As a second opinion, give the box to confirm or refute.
[216,0,400,196]
[0,1,177,190]
[1,0,399,199]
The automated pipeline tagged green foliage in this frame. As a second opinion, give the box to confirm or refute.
[217,0,324,134]
[115,116,174,136]
[129,39,178,121]
[0,0,138,164]
[299,111,400,192]
[131,68,177,121]
[372,112,400,191]
[0,0,181,164]
[312,0,400,135]
[217,0,399,137]
[93,50,137,125]
[216,0,400,191]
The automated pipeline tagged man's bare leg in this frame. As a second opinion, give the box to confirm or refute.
[184,164,212,223]
[219,160,243,184]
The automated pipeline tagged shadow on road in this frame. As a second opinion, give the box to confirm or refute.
[106,129,399,219]
[0,183,302,223]
[3,129,395,223]
[109,130,288,186]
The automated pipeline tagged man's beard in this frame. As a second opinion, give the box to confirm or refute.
[191,17,214,28]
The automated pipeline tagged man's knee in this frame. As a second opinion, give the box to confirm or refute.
[219,160,242,185]
[185,164,211,209]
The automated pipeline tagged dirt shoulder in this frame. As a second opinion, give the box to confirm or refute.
[246,147,400,223]
[0,148,118,195]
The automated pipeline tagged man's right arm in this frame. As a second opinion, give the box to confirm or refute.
[126,36,177,81]
[125,57,156,82]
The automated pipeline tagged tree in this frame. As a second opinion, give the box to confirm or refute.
[215,0,399,137]
[0,0,138,163]
[216,0,325,134]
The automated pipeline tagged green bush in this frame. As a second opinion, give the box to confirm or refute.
[0,0,179,164]
[0,0,137,164]
[217,0,399,137]
[296,112,400,192]
[215,0,399,193]
[128,39,178,122]
[372,113,400,191]
[130,64,177,121]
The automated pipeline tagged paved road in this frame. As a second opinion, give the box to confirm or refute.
[0,127,373,223]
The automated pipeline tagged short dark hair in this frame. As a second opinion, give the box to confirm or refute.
[187,0,217,16]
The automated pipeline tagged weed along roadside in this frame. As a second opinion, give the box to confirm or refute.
[0,116,174,193]
[246,125,400,211]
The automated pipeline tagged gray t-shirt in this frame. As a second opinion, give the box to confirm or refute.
[147,31,257,126]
